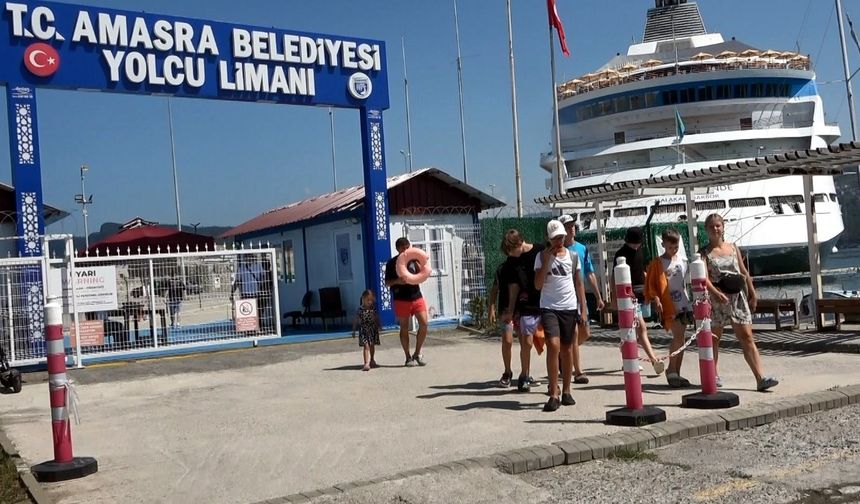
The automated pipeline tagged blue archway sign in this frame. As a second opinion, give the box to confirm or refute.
[1,1,395,352]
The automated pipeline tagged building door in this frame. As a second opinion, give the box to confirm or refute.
[404,225,457,320]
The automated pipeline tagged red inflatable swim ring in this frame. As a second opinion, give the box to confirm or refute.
[396,247,432,285]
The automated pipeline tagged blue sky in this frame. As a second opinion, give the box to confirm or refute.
[1,0,857,236]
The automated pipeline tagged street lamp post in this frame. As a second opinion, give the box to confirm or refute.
[399,149,411,173]
[74,165,93,249]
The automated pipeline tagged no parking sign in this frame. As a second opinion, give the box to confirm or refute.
[234,298,259,332]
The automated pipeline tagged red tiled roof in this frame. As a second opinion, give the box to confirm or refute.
[221,168,504,238]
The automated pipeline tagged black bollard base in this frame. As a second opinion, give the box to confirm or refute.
[32,457,98,482]
[605,406,666,427]
[681,391,740,409]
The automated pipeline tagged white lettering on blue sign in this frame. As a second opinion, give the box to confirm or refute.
[2,2,384,101]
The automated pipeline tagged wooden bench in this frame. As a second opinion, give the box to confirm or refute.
[816,298,860,331]
[753,298,798,331]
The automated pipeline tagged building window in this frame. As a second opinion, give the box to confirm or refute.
[694,200,726,210]
[282,240,296,283]
[729,197,766,208]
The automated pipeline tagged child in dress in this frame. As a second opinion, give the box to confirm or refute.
[353,289,381,371]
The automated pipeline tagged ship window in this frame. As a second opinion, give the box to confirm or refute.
[830,193,838,203]
[750,83,764,97]
[644,92,659,107]
[662,90,678,105]
[765,83,776,97]
[614,96,630,113]
[652,203,686,214]
[697,86,713,101]
[769,195,804,204]
[679,88,694,103]
[694,200,726,210]
[715,85,730,99]
[614,131,626,144]
[814,193,827,202]
[729,197,766,208]
[630,94,643,110]
[614,207,648,217]
[580,210,609,221]
[733,84,748,98]
[740,117,753,130]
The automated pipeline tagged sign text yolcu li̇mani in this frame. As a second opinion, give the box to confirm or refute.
[5,3,382,96]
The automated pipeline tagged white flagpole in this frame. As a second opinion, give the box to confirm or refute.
[453,0,469,183]
[506,0,523,217]
[549,16,564,195]
[329,106,337,191]
[836,0,860,184]
[167,97,181,231]
[401,36,414,173]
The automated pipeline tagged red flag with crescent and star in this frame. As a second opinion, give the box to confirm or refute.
[547,0,570,57]
[23,42,60,77]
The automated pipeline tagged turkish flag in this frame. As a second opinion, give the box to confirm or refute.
[547,0,570,57]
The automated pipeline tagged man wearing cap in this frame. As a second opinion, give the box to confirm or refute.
[612,227,664,375]
[535,219,587,412]
[558,214,604,384]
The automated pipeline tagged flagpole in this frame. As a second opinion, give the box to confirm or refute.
[401,36,414,173]
[836,0,860,184]
[506,0,523,217]
[549,21,564,196]
[453,0,469,183]
[167,97,181,232]
[328,106,337,191]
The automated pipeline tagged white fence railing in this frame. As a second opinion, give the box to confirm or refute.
[0,235,280,367]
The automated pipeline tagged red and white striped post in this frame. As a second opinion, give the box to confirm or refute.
[32,302,98,482]
[682,255,739,409]
[606,257,665,426]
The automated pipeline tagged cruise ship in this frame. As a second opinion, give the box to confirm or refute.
[542,0,844,275]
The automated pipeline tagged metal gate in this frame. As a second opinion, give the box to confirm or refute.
[404,222,485,323]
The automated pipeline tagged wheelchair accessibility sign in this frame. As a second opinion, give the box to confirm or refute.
[234,298,259,332]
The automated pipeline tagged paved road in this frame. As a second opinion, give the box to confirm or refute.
[4,329,860,503]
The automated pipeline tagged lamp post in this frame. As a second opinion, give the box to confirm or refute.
[190,222,200,235]
[74,165,93,249]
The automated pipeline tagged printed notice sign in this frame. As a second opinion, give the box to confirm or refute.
[69,319,105,347]
[234,298,259,332]
[73,265,118,312]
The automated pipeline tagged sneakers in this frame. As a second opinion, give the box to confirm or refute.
[499,371,513,387]
[715,375,723,388]
[757,377,779,392]
[561,393,576,406]
[517,375,531,393]
[543,396,561,412]
[362,364,370,372]
[412,354,427,366]
[405,357,417,367]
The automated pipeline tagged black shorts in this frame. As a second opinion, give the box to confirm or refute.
[540,309,579,345]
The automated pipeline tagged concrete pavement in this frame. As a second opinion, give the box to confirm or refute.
[1,328,859,503]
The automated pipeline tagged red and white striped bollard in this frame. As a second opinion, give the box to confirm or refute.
[605,257,665,426]
[681,254,739,409]
[31,302,98,482]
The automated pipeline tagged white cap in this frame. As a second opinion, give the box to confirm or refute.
[547,220,566,239]
[558,214,575,225]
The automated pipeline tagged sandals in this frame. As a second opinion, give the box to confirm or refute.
[757,377,779,392]
[666,373,691,388]
[574,374,590,384]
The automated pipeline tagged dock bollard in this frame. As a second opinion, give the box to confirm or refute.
[605,257,666,427]
[681,254,739,409]
[31,303,98,482]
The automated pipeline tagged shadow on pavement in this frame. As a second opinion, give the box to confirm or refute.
[447,400,544,411]
[427,381,499,391]
[524,418,606,425]
[417,389,517,400]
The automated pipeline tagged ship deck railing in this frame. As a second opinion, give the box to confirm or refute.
[558,58,812,100]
